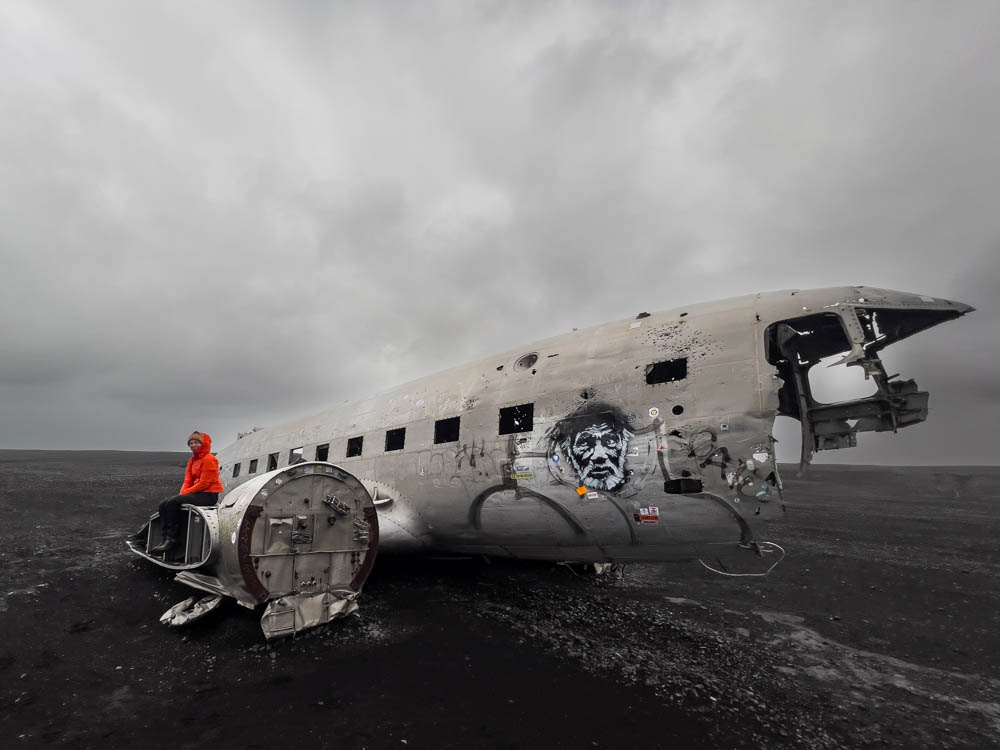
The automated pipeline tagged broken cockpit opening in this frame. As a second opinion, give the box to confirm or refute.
[764,306,965,473]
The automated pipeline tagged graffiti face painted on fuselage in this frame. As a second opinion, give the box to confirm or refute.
[563,421,633,492]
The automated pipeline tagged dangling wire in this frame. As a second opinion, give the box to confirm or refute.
[698,541,786,577]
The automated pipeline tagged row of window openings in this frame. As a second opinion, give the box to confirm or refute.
[231,357,687,477]
[230,405,530,478]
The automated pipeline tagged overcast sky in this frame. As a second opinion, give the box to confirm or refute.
[2,1,998,464]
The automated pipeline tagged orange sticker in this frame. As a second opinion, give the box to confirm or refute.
[576,486,588,496]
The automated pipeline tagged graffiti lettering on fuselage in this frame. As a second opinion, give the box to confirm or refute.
[455,440,486,471]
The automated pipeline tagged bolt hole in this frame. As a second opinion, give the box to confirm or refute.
[672,405,684,415]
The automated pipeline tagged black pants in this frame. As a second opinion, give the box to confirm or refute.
[158,492,218,539]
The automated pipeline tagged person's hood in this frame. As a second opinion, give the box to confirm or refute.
[188,431,212,457]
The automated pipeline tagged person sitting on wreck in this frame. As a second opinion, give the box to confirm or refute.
[151,431,224,554]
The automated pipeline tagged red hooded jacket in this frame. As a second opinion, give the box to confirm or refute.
[180,432,225,494]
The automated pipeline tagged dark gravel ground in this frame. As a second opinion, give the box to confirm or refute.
[1,451,998,749]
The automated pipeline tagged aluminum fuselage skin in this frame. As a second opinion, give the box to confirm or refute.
[215,287,972,564]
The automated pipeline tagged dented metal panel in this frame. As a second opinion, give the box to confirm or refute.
[159,595,223,627]
[259,591,359,639]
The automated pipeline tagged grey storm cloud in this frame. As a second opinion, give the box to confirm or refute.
[1,1,998,464]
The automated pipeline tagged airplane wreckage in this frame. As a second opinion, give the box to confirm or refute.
[128,286,973,638]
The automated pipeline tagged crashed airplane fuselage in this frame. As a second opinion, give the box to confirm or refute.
[129,286,972,635]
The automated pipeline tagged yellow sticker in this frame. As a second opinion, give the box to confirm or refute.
[576,486,588,496]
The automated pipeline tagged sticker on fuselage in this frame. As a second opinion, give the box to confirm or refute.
[636,506,660,524]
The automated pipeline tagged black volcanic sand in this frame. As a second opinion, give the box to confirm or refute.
[1,452,998,749]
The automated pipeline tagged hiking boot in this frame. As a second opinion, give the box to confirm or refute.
[151,537,177,554]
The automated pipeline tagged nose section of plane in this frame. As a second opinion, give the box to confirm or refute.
[854,286,975,316]
[914,295,974,316]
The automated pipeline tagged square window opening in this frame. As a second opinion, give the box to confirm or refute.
[248,458,258,474]
[267,452,278,471]
[232,462,241,478]
[385,427,406,452]
[346,436,364,458]
[645,358,688,385]
[434,416,460,444]
[315,443,329,462]
[289,447,304,464]
[499,403,534,435]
